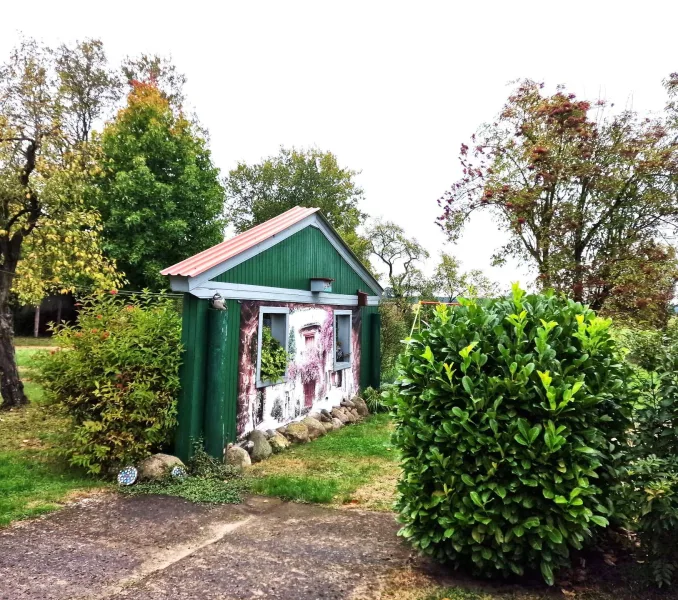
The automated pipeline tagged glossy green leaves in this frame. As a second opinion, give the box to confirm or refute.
[387,288,633,585]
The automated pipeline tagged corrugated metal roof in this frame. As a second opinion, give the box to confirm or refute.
[161,206,320,278]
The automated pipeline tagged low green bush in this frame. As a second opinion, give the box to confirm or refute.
[387,285,633,585]
[621,326,678,587]
[363,386,389,413]
[624,456,678,588]
[35,292,182,475]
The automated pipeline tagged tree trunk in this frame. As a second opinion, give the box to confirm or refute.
[33,304,40,338]
[0,304,26,409]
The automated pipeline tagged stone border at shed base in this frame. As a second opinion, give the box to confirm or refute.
[225,397,370,467]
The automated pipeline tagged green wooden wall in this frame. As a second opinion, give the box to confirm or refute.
[360,305,380,390]
[212,226,379,296]
[176,295,241,461]
[175,295,209,461]
[221,298,241,446]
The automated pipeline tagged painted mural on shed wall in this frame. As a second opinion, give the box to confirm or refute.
[236,301,361,438]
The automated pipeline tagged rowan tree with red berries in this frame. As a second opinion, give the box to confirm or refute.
[438,79,678,327]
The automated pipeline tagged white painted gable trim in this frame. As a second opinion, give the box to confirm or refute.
[184,213,383,295]
[180,281,380,306]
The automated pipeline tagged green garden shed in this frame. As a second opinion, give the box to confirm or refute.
[161,206,383,461]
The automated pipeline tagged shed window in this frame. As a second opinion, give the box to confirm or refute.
[257,307,290,388]
[334,310,352,371]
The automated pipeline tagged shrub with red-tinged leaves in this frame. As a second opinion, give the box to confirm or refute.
[35,292,182,475]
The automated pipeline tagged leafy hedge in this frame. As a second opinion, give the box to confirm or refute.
[621,324,678,587]
[36,292,182,475]
[387,285,633,585]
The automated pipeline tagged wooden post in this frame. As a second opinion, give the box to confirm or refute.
[204,307,229,460]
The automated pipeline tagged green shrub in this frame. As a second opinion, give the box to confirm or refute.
[363,386,389,413]
[622,329,678,587]
[624,456,678,588]
[387,285,633,585]
[260,326,287,383]
[35,292,182,475]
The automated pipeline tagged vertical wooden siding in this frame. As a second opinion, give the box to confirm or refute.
[212,226,378,296]
[176,296,241,460]
[176,294,209,461]
[360,305,380,389]
[222,298,241,445]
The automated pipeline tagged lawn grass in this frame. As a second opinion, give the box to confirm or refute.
[248,413,400,509]
[0,372,103,527]
[14,336,57,347]
[16,347,48,368]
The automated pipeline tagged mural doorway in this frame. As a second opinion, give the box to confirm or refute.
[303,381,315,407]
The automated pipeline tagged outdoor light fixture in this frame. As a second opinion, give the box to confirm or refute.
[310,277,334,293]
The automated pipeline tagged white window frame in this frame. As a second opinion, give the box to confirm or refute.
[333,310,352,371]
[256,306,290,388]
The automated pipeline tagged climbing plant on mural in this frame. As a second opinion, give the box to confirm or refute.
[236,302,360,437]
[260,326,288,383]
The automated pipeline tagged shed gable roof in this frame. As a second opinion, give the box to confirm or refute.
[161,206,383,294]
[161,206,319,278]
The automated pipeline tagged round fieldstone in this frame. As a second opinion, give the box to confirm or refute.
[269,432,290,453]
[284,422,310,443]
[302,417,326,440]
[138,453,184,481]
[249,430,273,462]
[352,397,369,417]
[225,445,251,470]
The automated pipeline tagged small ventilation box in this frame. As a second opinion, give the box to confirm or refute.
[310,277,334,293]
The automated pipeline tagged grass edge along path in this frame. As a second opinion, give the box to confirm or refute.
[0,373,104,527]
[248,413,400,510]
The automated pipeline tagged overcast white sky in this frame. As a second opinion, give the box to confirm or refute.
[2,1,676,289]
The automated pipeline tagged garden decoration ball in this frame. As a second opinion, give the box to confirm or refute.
[117,466,138,486]
[171,465,188,480]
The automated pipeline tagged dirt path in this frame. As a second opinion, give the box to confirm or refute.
[0,495,434,600]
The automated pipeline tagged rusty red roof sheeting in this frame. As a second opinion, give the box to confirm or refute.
[161,206,320,278]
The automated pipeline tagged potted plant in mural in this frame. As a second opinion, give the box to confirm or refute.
[260,326,288,384]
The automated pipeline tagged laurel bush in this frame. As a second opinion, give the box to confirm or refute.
[387,285,633,585]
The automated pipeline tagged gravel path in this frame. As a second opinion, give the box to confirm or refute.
[0,495,421,600]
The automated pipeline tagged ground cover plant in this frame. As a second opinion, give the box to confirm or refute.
[122,443,249,504]
[249,414,398,509]
[387,285,634,585]
[35,291,182,475]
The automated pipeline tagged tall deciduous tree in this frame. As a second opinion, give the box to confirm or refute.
[121,54,186,107]
[438,79,678,326]
[0,39,122,408]
[367,219,429,299]
[225,147,372,267]
[432,252,500,300]
[55,39,121,144]
[94,81,226,290]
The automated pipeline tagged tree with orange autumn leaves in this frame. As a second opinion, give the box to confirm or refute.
[438,79,678,327]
